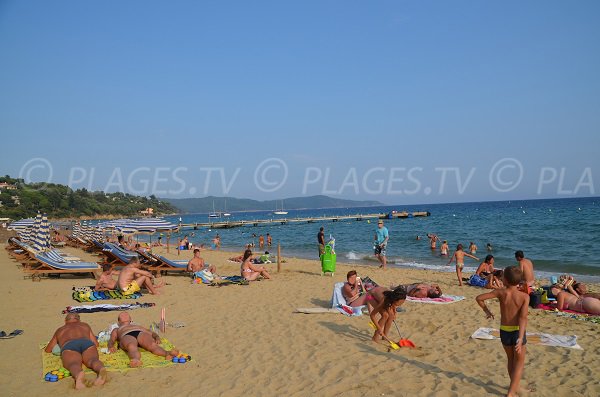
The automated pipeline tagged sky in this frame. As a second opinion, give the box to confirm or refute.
[1,0,599,205]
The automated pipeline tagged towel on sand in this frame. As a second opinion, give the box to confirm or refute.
[41,338,182,378]
[407,295,465,304]
[470,327,582,350]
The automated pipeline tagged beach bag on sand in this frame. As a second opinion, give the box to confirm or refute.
[529,290,543,308]
[194,270,214,284]
[468,274,487,288]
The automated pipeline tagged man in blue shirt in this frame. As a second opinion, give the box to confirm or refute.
[374,220,389,269]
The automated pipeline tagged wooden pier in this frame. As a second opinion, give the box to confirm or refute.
[179,211,430,230]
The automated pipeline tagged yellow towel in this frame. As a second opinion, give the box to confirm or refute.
[41,338,183,378]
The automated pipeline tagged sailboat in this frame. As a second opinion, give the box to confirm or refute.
[208,201,221,218]
[273,200,288,215]
[223,199,231,217]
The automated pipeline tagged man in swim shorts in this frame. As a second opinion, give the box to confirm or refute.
[117,256,163,295]
[374,220,389,269]
[108,312,179,367]
[187,248,217,273]
[45,313,107,390]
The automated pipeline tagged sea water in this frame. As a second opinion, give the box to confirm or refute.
[161,197,600,281]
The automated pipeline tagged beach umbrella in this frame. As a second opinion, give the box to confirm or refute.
[72,222,81,239]
[32,214,50,252]
[8,218,35,242]
[31,212,42,242]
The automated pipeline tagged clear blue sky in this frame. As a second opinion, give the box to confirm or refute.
[1,0,599,204]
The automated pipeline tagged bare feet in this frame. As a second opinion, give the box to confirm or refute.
[74,371,86,390]
[93,368,108,386]
[130,359,143,367]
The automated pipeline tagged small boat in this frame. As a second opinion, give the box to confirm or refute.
[208,201,221,218]
[223,199,232,217]
[273,200,288,215]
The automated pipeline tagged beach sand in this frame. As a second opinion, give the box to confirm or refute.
[1,244,599,397]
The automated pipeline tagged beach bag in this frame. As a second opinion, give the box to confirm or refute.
[194,270,214,284]
[529,290,543,308]
[468,274,487,288]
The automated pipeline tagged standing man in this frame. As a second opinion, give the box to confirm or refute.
[317,227,325,258]
[374,220,389,269]
[266,233,272,247]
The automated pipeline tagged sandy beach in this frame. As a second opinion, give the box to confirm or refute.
[1,243,599,397]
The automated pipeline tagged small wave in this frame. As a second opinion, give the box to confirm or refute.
[345,251,361,260]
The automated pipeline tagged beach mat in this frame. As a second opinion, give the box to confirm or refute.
[470,327,582,350]
[62,302,155,314]
[535,304,600,324]
[294,308,340,314]
[41,338,186,379]
[407,295,465,304]
[72,290,142,302]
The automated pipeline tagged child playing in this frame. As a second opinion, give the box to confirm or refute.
[447,243,479,286]
[370,287,407,344]
[476,266,530,397]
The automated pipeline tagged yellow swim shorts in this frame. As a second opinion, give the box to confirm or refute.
[121,280,141,295]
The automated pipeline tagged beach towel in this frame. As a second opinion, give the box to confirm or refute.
[62,302,155,314]
[41,337,187,379]
[207,276,249,286]
[470,327,582,350]
[193,270,215,284]
[294,308,341,314]
[330,282,365,316]
[72,290,142,302]
[535,304,600,324]
[407,295,465,304]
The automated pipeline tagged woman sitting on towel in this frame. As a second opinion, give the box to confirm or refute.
[342,270,368,307]
[556,283,600,315]
[240,249,272,281]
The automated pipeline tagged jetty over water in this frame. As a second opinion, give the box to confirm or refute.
[179,211,430,230]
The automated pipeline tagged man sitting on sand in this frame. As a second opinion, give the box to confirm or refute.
[94,264,117,291]
[117,257,163,295]
[187,248,217,273]
[45,313,107,390]
[108,312,179,367]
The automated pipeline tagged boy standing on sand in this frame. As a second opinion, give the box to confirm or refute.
[446,243,478,286]
[476,266,529,397]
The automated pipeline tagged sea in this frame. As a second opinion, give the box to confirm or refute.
[158,197,600,282]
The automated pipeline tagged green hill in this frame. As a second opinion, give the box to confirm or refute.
[0,176,177,219]
[163,195,384,213]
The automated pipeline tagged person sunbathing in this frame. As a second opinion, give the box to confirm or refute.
[240,249,272,280]
[94,264,117,291]
[556,287,600,315]
[402,283,443,298]
[44,313,107,390]
[117,257,163,295]
[108,312,179,367]
[342,270,367,307]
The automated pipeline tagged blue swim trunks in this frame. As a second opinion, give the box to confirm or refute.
[61,338,95,354]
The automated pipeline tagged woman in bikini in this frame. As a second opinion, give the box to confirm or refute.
[556,284,600,315]
[370,287,407,343]
[240,249,272,281]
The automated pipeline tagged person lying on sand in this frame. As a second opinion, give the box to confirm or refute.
[117,257,164,295]
[370,287,407,344]
[108,312,179,367]
[94,264,117,291]
[556,285,600,315]
[45,313,107,390]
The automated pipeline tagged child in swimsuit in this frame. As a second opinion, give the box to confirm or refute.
[476,266,529,397]
[447,243,478,286]
[370,287,407,344]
